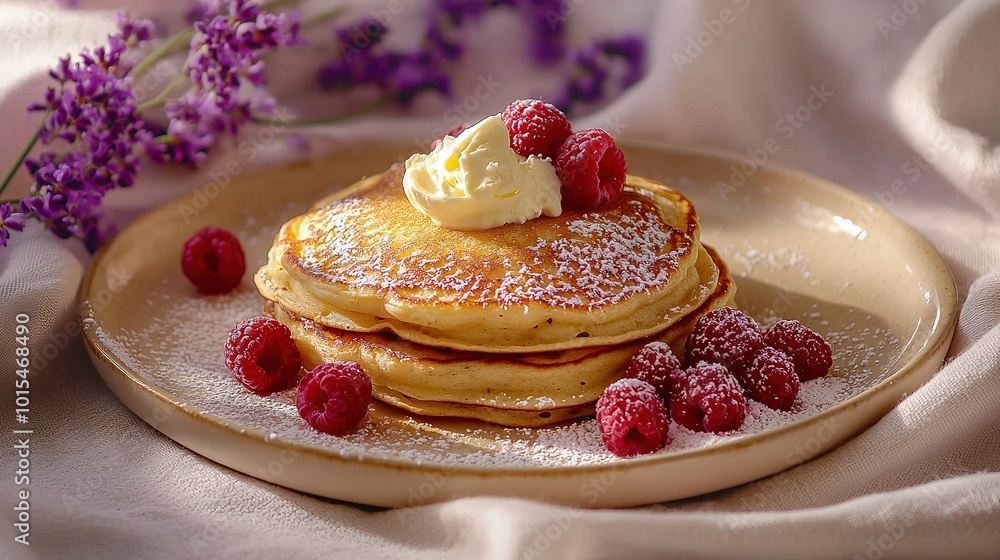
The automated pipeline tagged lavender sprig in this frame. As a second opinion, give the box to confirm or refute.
[13,13,155,251]
[549,35,646,115]
[149,0,301,166]
[0,203,26,248]
[1,2,302,252]
[318,15,452,106]
[315,1,641,117]
[317,1,518,109]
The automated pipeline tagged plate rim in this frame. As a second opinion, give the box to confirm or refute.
[78,140,960,480]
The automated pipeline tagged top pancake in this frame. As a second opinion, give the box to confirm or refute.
[255,165,713,353]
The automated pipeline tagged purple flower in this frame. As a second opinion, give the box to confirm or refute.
[20,151,118,251]
[318,47,451,107]
[186,1,215,25]
[157,0,301,166]
[431,0,488,26]
[425,0,491,61]
[316,0,632,110]
[115,11,155,45]
[391,53,452,105]
[152,94,230,167]
[187,0,301,92]
[318,4,466,106]
[550,34,646,115]
[518,0,567,65]
[287,133,309,153]
[0,203,26,248]
[15,13,155,252]
[335,17,387,60]
[19,189,74,241]
[600,35,645,88]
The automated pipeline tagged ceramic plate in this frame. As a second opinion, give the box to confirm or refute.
[80,143,957,508]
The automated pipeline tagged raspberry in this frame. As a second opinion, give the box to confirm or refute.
[181,227,246,295]
[296,361,372,436]
[225,317,302,396]
[669,362,746,433]
[684,306,764,376]
[623,341,684,403]
[555,128,628,210]
[763,319,833,381]
[595,378,669,457]
[500,99,572,160]
[742,347,799,411]
[430,123,468,150]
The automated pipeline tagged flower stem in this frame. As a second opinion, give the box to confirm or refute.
[262,0,301,12]
[302,6,346,30]
[129,0,301,80]
[250,96,392,127]
[136,73,189,112]
[0,128,41,198]
[130,28,194,78]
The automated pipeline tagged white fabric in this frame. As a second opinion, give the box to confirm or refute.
[2,0,1000,558]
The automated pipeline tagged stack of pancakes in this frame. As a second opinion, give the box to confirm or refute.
[255,165,734,427]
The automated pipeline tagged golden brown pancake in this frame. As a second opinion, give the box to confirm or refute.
[256,168,713,353]
[256,162,736,427]
[265,247,735,427]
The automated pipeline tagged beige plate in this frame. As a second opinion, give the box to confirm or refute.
[80,142,957,508]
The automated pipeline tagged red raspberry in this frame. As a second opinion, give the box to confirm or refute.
[684,306,764,376]
[595,378,669,457]
[669,362,746,433]
[742,347,799,411]
[181,227,246,295]
[500,99,572,160]
[296,362,372,436]
[763,319,833,381]
[555,128,627,209]
[225,317,302,396]
[430,123,468,150]
[623,341,684,404]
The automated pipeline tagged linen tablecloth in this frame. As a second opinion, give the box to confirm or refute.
[2,1,999,558]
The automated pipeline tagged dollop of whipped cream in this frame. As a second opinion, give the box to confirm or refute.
[402,114,562,230]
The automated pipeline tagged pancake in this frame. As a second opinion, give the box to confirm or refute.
[256,167,714,353]
[266,247,735,427]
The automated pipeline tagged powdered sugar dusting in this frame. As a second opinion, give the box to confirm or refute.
[508,212,681,309]
[291,179,688,310]
[91,284,883,468]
